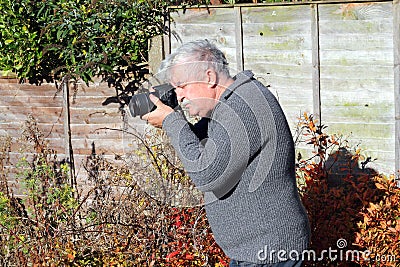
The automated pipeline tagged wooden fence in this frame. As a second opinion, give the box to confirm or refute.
[0,0,399,193]
[162,0,400,175]
[0,76,132,195]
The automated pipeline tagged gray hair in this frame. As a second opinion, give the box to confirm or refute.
[158,39,231,83]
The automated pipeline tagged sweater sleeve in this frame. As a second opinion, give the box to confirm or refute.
[162,104,250,199]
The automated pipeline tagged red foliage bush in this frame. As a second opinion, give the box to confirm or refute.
[1,113,399,266]
[296,113,399,267]
[355,175,400,267]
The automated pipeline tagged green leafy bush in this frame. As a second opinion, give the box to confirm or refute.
[0,0,167,85]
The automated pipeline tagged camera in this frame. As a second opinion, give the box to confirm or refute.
[128,83,178,117]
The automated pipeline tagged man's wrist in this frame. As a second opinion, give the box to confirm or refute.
[162,111,185,129]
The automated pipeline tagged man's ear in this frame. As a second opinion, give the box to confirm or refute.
[206,69,217,88]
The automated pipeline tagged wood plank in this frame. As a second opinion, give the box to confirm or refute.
[244,50,313,65]
[69,109,123,124]
[249,62,313,78]
[320,79,393,94]
[0,82,117,98]
[242,33,312,51]
[320,50,393,64]
[171,24,236,44]
[0,106,64,123]
[322,105,394,122]
[0,94,121,109]
[0,96,63,107]
[324,122,394,142]
[0,123,63,138]
[318,2,392,21]
[70,139,125,155]
[9,138,126,156]
[259,75,313,88]
[242,21,312,39]
[4,151,120,167]
[320,34,393,51]
[0,84,60,97]
[394,0,400,177]
[241,5,314,23]
[321,120,395,169]
[0,105,124,125]
[319,19,393,34]
[169,23,238,71]
[0,123,124,140]
[0,78,18,84]
[320,65,393,79]
[170,8,235,24]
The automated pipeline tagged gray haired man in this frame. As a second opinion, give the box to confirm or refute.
[142,39,310,266]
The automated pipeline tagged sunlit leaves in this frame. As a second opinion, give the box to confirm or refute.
[295,112,400,267]
[0,0,167,85]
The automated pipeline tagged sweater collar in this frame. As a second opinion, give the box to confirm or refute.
[220,70,255,100]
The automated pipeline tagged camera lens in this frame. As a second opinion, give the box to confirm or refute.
[128,83,177,118]
[128,92,155,117]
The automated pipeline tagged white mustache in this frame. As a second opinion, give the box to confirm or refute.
[181,99,191,109]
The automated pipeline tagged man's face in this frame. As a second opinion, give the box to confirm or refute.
[170,66,218,118]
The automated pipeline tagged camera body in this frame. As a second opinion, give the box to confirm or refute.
[128,83,178,117]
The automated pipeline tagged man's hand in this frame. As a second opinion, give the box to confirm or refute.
[141,94,174,128]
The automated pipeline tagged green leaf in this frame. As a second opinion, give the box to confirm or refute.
[0,0,166,83]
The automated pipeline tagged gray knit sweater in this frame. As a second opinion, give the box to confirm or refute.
[162,70,310,264]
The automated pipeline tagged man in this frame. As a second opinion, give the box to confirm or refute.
[142,39,310,266]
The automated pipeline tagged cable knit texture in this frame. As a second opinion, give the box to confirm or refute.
[162,70,310,264]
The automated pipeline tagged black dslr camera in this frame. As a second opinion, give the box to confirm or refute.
[128,83,178,117]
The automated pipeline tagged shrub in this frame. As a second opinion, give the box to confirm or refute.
[354,175,400,267]
[0,116,229,266]
[1,113,399,266]
[0,0,168,85]
[295,113,399,267]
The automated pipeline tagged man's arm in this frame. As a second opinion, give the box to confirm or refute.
[162,103,251,199]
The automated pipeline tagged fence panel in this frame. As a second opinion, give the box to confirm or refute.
[168,0,397,174]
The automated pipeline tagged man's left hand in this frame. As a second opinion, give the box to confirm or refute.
[141,94,174,128]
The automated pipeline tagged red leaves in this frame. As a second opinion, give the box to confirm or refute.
[166,250,180,259]
[354,175,400,267]
[161,207,229,267]
[296,112,400,267]
[174,215,182,228]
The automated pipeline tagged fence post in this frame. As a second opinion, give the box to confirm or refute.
[62,77,76,187]
[148,35,165,76]
[234,5,244,72]
[311,4,321,124]
[393,0,400,186]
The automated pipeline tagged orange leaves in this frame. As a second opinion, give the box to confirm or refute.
[67,253,75,261]
[353,175,400,267]
[366,202,381,215]
[295,112,345,164]
[308,119,317,133]
[166,250,180,259]
[295,112,400,266]
[160,207,229,267]
[375,182,387,190]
